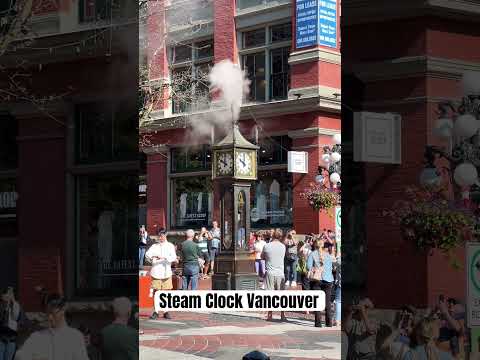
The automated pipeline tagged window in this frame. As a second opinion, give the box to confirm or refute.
[244,52,266,103]
[241,24,291,103]
[270,47,290,100]
[0,114,17,170]
[171,145,212,173]
[237,0,291,11]
[171,177,213,229]
[258,135,291,165]
[75,174,138,296]
[75,101,138,164]
[243,28,266,48]
[170,40,214,114]
[79,0,134,23]
[251,171,292,228]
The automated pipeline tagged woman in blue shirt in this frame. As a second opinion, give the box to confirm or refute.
[307,240,334,327]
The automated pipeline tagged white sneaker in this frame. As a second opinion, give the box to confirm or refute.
[285,281,291,287]
[260,283,265,290]
[291,281,297,287]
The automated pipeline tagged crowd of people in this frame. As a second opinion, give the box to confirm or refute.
[142,224,341,327]
[343,296,466,360]
[0,286,138,360]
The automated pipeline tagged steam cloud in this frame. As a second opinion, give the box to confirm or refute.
[188,60,250,143]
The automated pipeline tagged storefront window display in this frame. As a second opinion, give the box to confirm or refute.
[76,174,138,296]
[0,180,18,291]
[251,171,293,228]
[171,177,213,229]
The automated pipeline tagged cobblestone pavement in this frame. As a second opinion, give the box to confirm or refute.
[139,310,340,360]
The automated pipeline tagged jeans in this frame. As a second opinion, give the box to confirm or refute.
[182,262,199,290]
[335,286,341,322]
[139,246,146,267]
[255,259,265,278]
[285,258,298,283]
[300,273,310,290]
[311,280,333,326]
[0,341,16,360]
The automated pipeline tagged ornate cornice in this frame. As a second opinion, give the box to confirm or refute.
[289,48,341,66]
[348,56,479,83]
[140,96,341,133]
[288,127,340,139]
[343,0,480,25]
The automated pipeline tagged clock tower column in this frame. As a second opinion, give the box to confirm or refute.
[211,124,260,290]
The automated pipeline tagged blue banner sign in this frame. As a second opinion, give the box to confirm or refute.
[296,0,337,49]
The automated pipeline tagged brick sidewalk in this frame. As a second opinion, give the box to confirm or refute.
[139,311,340,360]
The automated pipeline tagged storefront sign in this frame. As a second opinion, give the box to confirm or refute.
[288,151,308,173]
[296,0,337,49]
[181,213,207,221]
[467,242,480,327]
[0,191,17,218]
[353,112,402,164]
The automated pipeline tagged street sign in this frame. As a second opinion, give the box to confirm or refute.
[467,243,480,327]
[288,151,308,173]
[353,112,402,164]
[296,0,337,49]
[335,206,341,247]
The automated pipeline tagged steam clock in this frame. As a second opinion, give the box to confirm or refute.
[212,123,259,290]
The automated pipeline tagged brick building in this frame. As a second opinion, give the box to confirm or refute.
[0,0,138,309]
[141,0,341,238]
[342,1,480,308]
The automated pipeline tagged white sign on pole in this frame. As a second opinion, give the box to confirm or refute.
[467,242,480,327]
[353,112,402,164]
[335,206,341,247]
[288,151,308,173]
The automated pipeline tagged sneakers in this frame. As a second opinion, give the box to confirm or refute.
[260,283,265,290]
[163,312,172,320]
[149,312,159,320]
[285,281,291,287]
[291,281,297,287]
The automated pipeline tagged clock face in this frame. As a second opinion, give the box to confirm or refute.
[235,151,253,176]
[217,152,233,175]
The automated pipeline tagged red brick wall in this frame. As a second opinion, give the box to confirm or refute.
[214,0,237,63]
[146,153,168,234]
[17,115,66,309]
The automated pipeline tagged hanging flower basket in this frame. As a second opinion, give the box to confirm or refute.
[300,183,340,212]
[383,186,477,267]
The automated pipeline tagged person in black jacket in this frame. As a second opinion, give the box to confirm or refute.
[0,287,25,360]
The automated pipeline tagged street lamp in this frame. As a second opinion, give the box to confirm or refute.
[317,134,341,189]
[421,95,480,202]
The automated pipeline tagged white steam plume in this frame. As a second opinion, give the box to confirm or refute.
[187,60,250,144]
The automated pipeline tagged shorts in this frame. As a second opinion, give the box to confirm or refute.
[151,277,173,290]
[209,248,218,262]
[265,274,285,291]
[200,251,210,262]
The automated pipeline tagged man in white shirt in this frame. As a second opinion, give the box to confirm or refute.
[15,294,89,360]
[145,230,177,320]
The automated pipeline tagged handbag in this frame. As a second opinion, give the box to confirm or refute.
[307,251,323,281]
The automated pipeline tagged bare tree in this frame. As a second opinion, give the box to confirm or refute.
[139,0,215,156]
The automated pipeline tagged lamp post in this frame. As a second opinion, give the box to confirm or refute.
[421,95,480,207]
[317,133,342,189]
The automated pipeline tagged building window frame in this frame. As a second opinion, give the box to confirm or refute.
[239,21,292,104]
[169,38,214,114]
